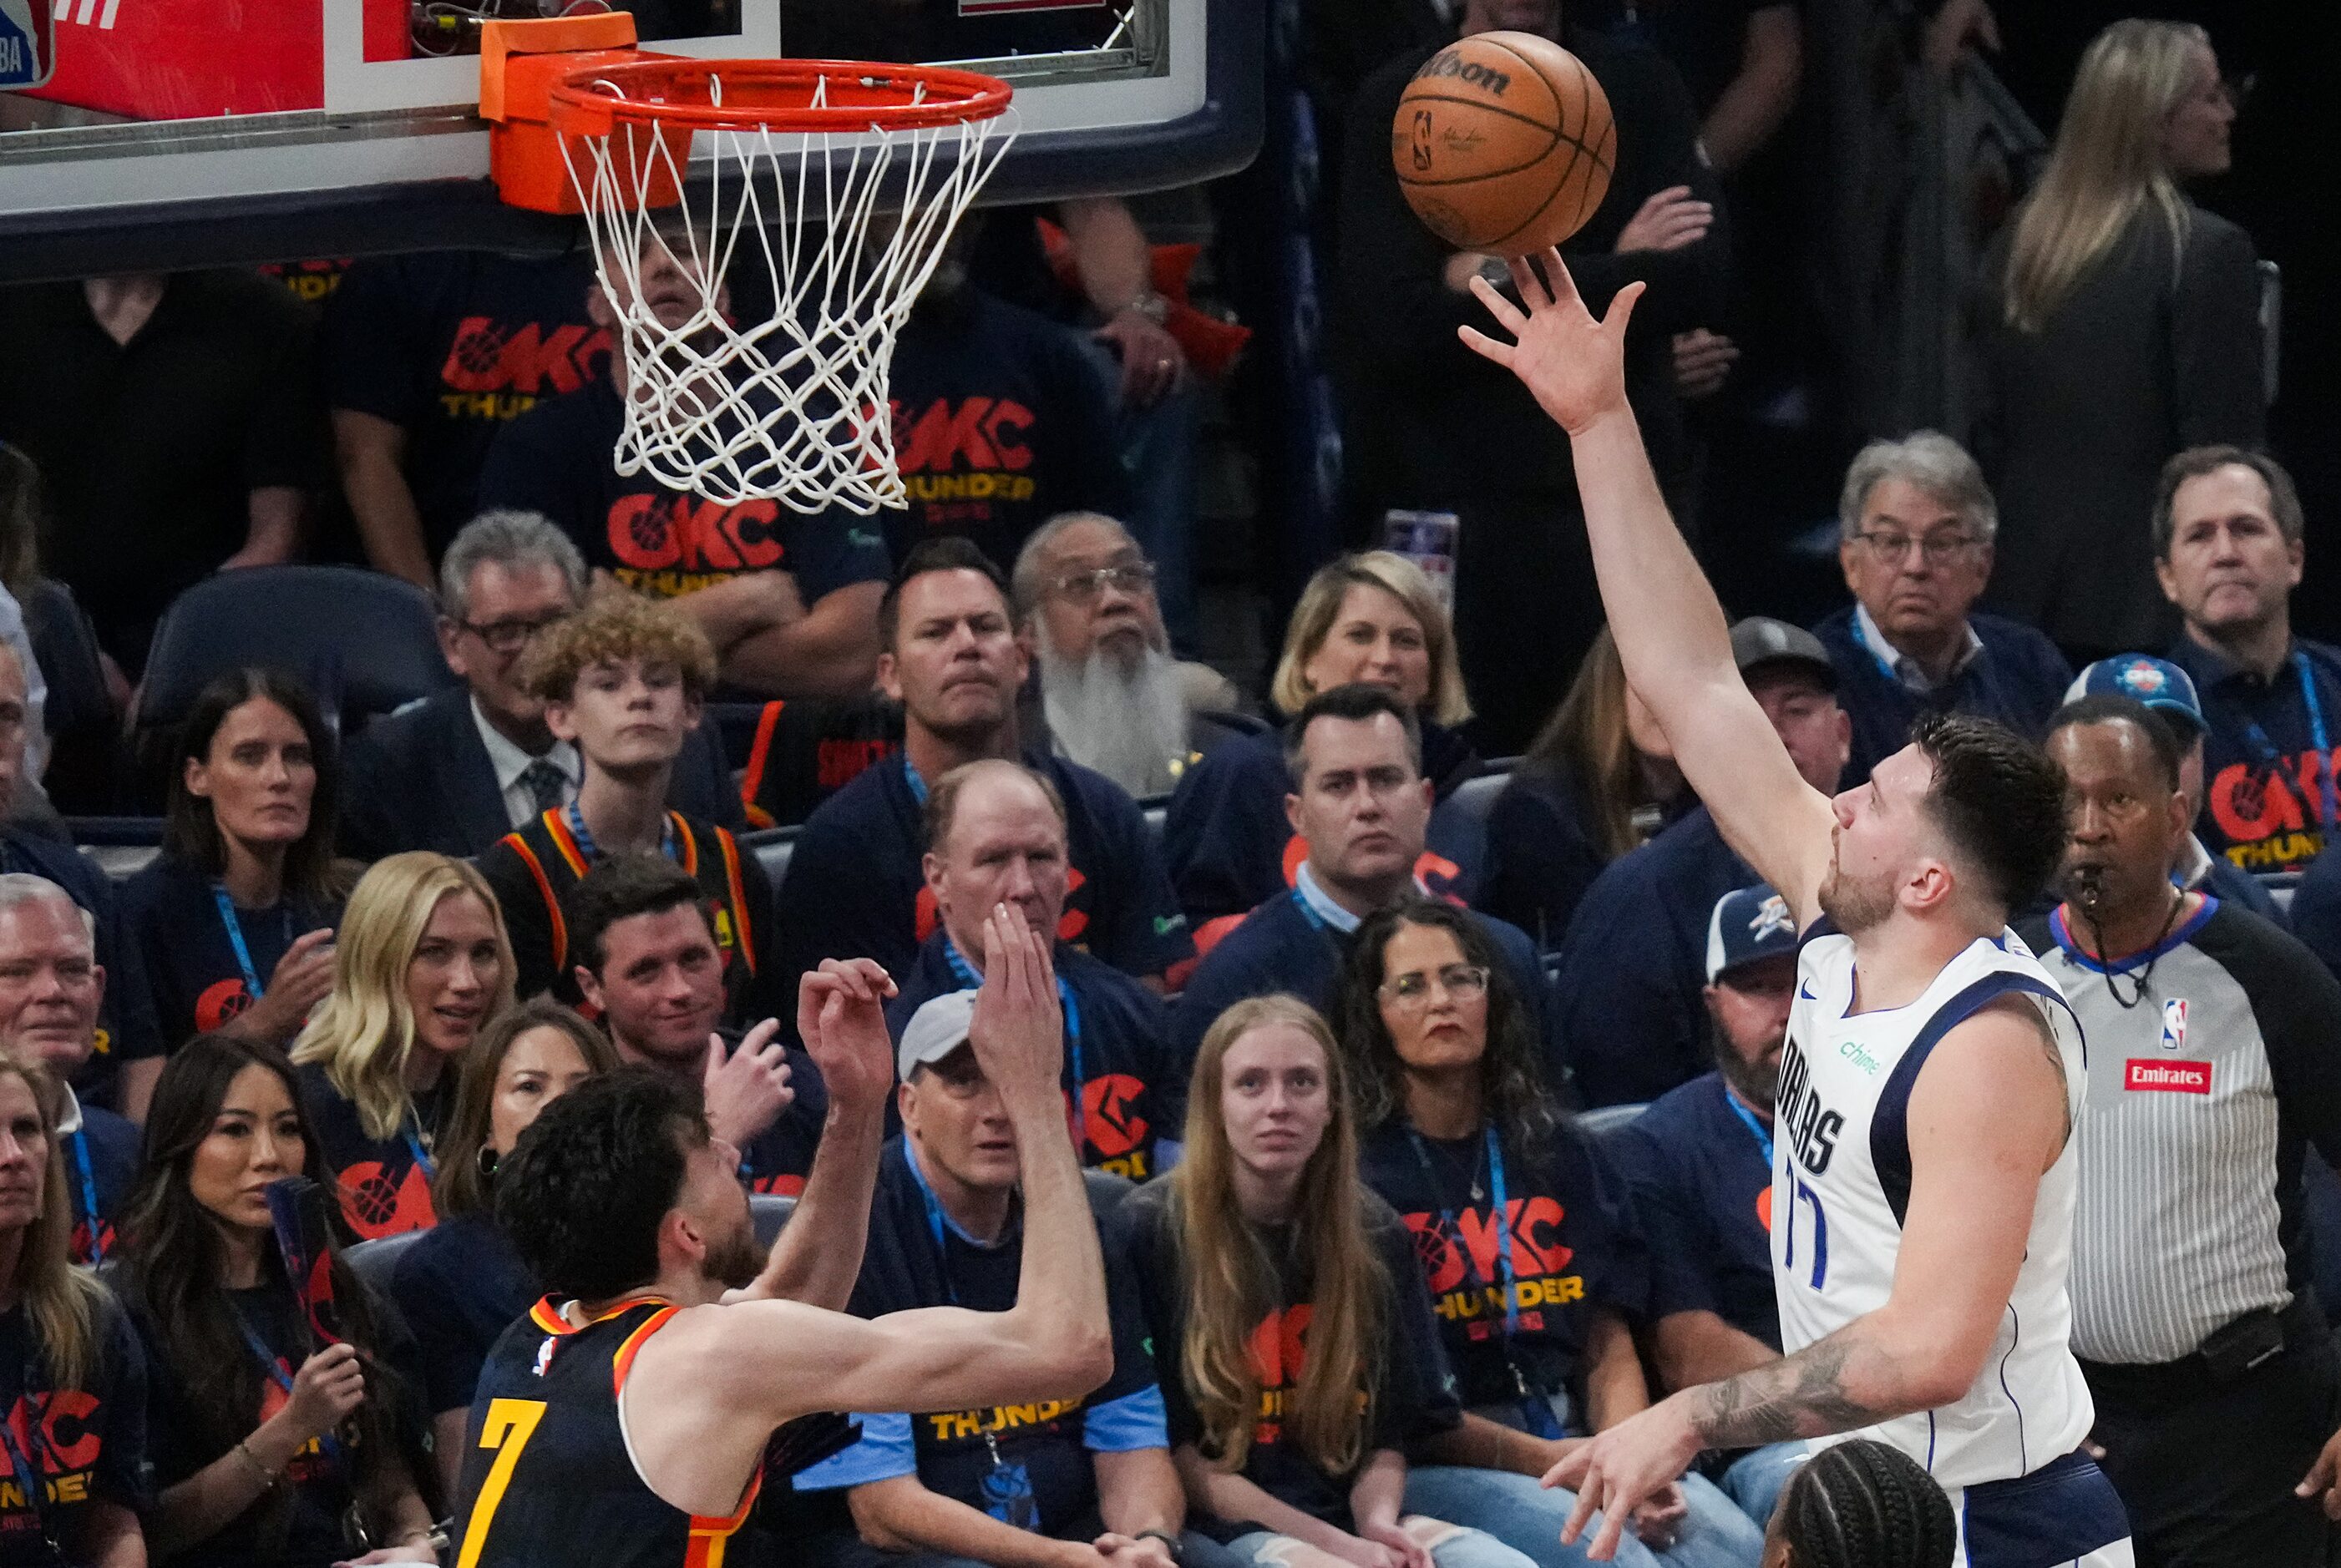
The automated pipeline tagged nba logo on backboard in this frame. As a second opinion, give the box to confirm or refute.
[0,0,53,89]
[2161,998,2187,1053]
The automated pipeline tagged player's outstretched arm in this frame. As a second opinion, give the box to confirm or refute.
[1543,999,2066,1560]
[1462,250,1835,923]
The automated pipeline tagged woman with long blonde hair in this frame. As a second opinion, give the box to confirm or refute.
[1117,996,1537,1568]
[1978,18,2262,657]
[1165,554,1485,923]
[0,1048,146,1563]
[291,852,514,1240]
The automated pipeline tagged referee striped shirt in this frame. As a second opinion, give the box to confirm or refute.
[2022,895,2341,1365]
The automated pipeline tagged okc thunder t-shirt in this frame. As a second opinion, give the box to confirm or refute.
[120,856,340,1050]
[477,377,892,604]
[296,1063,448,1242]
[0,1291,149,1550]
[324,250,611,556]
[1604,1072,1781,1351]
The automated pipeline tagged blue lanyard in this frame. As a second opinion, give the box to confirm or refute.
[941,938,1085,1153]
[2235,653,2337,826]
[562,801,678,864]
[1848,611,1903,685]
[234,1314,340,1465]
[212,884,280,1002]
[902,753,930,806]
[402,1115,437,1181]
[1405,1125,1518,1340]
[1721,1085,1775,1171]
[66,1130,99,1265]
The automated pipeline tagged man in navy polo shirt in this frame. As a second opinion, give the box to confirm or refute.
[1553,617,1850,1107]
[778,538,1192,999]
[0,875,138,1265]
[795,989,1228,1568]
[1813,432,2070,789]
[1168,683,1554,1070]
[1605,885,1804,1528]
[888,759,1182,1181]
[2157,446,2341,877]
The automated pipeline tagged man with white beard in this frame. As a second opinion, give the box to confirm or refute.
[1013,513,1244,798]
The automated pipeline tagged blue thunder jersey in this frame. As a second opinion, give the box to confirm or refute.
[452,1297,759,1568]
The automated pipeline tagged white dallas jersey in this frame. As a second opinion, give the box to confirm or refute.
[1773,926,2095,1490]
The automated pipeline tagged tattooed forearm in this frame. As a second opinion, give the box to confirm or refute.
[1690,1330,1895,1449]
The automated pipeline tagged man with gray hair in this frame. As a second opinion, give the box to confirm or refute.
[1811,430,2072,787]
[340,508,742,860]
[1011,513,1241,799]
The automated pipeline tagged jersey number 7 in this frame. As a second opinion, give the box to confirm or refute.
[1781,1177,1829,1291]
[457,1398,548,1568]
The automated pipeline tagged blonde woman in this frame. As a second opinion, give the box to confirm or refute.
[1164,554,1483,923]
[1117,996,1538,1568]
[1978,18,2262,657]
[290,852,514,1240]
[0,1048,146,1565]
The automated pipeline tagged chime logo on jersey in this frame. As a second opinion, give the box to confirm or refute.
[1774,1039,1843,1176]
[2160,997,2188,1053]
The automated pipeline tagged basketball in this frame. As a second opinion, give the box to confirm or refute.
[1392,31,1615,256]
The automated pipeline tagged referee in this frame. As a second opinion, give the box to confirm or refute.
[2024,693,2341,1563]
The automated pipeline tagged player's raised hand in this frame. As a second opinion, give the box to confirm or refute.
[966,903,1064,1110]
[797,958,898,1114]
[1543,1392,1701,1561]
[1458,248,1643,438]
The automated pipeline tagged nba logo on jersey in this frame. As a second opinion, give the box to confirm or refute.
[2161,998,2188,1053]
[533,1337,556,1378]
[0,0,52,89]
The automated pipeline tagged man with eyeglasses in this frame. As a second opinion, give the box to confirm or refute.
[1811,432,2072,790]
[340,510,742,862]
[1011,513,1244,800]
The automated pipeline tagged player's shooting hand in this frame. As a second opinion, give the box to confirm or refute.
[797,958,898,1115]
[702,1022,795,1150]
[2297,1425,2341,1518]
[1459,250,1644,438]
[1543,1392,1703,1561]
[966,903,1064,1110]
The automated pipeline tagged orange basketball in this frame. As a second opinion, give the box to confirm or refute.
[1393,31,1616,256]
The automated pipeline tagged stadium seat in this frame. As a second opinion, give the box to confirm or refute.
[1575,1102,1648,1141]
[130,566,456,809]
[752,1191,797,1246]
[22,578,124,814]
[344,1228,427,1297]
[1082,1168,1134,1218]
[747,827,796,894]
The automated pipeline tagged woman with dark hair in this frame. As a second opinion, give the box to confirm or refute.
[116,1032,438,1566]
[387,999,616,1487]
[122,669,344,1051]
[1480,629,1688,949]
[0,1046,148,1565]
[1761,1440,1950,1568]
[1336,902,1761,1568]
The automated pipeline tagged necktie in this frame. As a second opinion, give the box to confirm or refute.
[520,758,569,815]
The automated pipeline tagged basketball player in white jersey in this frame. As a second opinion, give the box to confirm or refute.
[1460,251,2131,1565]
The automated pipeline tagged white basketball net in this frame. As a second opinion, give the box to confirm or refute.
[562,73,1016,513]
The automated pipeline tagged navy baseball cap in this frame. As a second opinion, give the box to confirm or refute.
[2065,655,2206,737]
[1706,884,1799,984]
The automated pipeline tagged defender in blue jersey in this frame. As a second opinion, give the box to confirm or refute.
[452,909,1113,1568]
[1465,250,2131,1565]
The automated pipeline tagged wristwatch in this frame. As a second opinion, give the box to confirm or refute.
[1122,288,1172,326]
[1137,1529,1186,1564]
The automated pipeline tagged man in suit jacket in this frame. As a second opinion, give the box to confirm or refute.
[339,510,741,862]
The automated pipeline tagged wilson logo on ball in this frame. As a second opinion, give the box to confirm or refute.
[1394,30,1616,256]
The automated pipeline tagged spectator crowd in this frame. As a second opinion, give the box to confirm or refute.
[0,3,2324,1566]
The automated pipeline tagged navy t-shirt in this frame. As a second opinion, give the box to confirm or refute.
[1358,1120,1645,1417]
[0,1291,148,1555]
[793,1140,1165,1535]
[1168,892,1559,1080]
[0,828,164,1110]
[2167,636,2341,875]
[323,250,611,555]
[120,855,339,1051]
[477,376,892,605]
[62,1102,139,1269]
[1812,608,2075,792]
[883,288,1127,571]
[1115,1178,1461,1534]
[777,752,1192,999]
[887,934,1186,1182]
[1603,1073,1780,1352]
[296,1062,449,1242]
[388,1210,536,1417]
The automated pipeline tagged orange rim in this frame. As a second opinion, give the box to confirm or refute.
[548,57,1013,139]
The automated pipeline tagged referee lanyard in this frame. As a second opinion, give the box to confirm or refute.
[1404,1124,1563,1439]
[907,1148,1040,1527]
[2235,653,2338,828]
[940,938,1085,1156]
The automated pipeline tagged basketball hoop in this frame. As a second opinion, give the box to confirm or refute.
[482,17,1016,513]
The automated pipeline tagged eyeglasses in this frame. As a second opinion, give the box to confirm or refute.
[1051,562,1157,604]
[1855,529,1981,567]
[1379,964,1490,1009]
[456,613,569,654]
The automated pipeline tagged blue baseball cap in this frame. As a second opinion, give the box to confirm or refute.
[1706,884,1798,984]
[2065,655,2206,737]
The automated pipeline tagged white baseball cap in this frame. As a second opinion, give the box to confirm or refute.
[897,989,981,1082]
